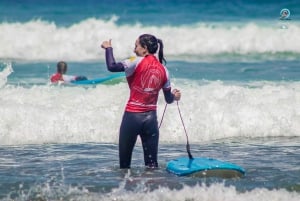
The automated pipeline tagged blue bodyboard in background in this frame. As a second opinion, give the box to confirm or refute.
[71,73,124,85]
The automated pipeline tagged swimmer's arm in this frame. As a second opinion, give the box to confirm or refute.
[163,89,175,104]
[105,47,125,72]
[163,88,181,104]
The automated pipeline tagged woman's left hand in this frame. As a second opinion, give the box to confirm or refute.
[172,89,181,101]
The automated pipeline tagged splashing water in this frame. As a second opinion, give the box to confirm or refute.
[0,62,13,88]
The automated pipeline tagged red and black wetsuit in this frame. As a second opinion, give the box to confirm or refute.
[105,47,175,168]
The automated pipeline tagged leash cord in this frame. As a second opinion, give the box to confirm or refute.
[158,102,193,159]
[176,101,193,159]
[158,103,168,129]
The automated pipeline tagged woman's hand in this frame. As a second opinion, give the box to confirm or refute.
[101,39,112,49]
[172,89,181,101]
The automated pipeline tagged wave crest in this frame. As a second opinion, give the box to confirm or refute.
[0,18,300,61]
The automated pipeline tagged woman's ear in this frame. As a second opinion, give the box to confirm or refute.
[143,46,148,55]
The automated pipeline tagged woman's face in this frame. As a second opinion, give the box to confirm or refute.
[134,39,147,57]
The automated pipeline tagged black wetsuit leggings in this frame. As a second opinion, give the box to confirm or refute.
[119,111,159,169]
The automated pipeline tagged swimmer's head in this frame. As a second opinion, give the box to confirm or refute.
[138,34,159,54]
[137,34,166,64]
[57,61,67,74]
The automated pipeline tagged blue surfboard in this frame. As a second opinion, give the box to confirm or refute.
[71,73,124,85]
[166,157,245,178]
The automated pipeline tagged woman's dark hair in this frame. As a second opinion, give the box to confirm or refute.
[57,61,67,74]
[138,34,166,64]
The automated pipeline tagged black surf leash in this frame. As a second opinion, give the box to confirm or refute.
[159,102,194,160]
[176,101,194,159]
[158,103,168,129]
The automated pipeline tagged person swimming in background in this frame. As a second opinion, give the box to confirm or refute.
[50,61,87,84]
[101,34,181,169]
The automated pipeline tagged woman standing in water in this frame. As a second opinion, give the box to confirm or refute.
[101,34,181,169]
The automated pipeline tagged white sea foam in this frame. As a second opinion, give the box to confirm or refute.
[0,62,13,88]
[98,183,300,201]
[0,79,299,145]
[24,182,300,201]
[0,17,300,61]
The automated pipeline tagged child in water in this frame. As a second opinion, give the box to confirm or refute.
[50,61,87,84]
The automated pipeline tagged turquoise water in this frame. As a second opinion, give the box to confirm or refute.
[0,138,299,200]
[0,0,300,200]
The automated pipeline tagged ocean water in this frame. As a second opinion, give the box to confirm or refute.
[0,0,300,200]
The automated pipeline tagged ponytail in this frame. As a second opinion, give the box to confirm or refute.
[157,39,166,65]
[138,34,167,65]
